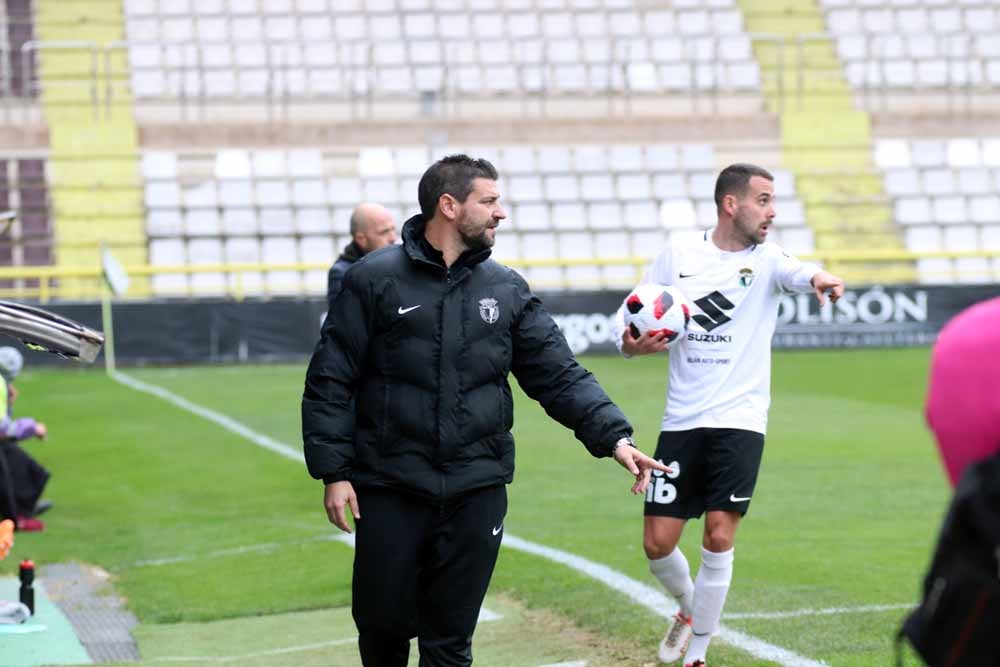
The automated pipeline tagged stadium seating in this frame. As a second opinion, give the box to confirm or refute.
[821,1,1000,90]
[875,137,1000,283]
[0,157,52,290]
[121,0,764,105]
[140,142,812,294]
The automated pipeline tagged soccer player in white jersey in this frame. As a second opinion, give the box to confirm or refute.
[615,164,845,667]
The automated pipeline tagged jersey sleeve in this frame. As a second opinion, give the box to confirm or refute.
[613,246,675,356]
[772,246,821,294]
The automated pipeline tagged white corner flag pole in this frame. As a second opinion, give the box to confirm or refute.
[100,244,129,374]
[100,282,116,374]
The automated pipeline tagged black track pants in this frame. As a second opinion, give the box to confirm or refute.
[352,485,507,667]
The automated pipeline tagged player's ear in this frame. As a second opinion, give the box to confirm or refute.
[723,193,738,216]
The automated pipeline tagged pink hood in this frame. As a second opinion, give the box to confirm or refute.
[926,296,1000,486]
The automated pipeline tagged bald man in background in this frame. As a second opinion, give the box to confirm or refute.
[327,203,398,308]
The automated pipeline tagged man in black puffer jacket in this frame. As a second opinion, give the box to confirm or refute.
[326,202,397,309]
[302,154,668,667]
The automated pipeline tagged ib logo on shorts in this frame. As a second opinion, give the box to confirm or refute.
[646,460,680,505]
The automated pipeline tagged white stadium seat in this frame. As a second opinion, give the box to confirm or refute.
[544,175,580,202]
[184,209,221,236]
[220,208,257,235]
[508,175,545,202]
[259,208,296,235]
[660,199,697,229]
[145,181,181,208]
[921,168,957,196]
[884,169,920,196]
[551,203,587,230]
[957,168,993,195]
[616,174,651,200]
[905,225,942,252]
[932,196,967,224]
[944,225,978,251]
[896,197,932,225]
[947,139,982,167]
[969,195,1000,224]
[147,209,184,237]
[512,203,550,231]
[981,224,1000,250]
[579,174,615,202]
[876,141,913,169]
[223,237,260,265]
[256,180,291,207]
[142,152,178,179]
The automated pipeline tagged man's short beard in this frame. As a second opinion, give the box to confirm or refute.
[733,209,762,244]
[460,229,492,251]
[458,217,494,251]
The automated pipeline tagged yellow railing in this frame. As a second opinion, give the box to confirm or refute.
[0,251,997,302]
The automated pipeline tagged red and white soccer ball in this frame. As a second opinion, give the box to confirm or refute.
[624,284,691,349]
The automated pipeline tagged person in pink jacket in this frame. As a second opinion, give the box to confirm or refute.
[925,296,1000,486]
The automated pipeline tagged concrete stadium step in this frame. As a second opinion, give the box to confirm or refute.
[742,12,827,35]
[738,0,914,283]
[796,173,886,201]
[35,0,147,290]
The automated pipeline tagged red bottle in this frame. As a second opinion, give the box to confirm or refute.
[18,559,34,615]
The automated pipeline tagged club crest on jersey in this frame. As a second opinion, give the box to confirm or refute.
[739,268,754,288]
[479,298,500,324]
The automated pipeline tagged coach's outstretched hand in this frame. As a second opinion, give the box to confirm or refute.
[324,481,360,533]
[613,442,673,495]
[811,271,845,306]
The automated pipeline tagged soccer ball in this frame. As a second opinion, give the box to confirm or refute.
[623,284,691,349]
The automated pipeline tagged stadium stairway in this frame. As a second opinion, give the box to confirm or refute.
[35,0,146,296]
[737,0,914,283]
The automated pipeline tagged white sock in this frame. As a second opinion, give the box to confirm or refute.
[649,548,695,618]
[685,546,734,664]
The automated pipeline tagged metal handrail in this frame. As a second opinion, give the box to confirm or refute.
[20,40,99,113]
[0,34,993,120]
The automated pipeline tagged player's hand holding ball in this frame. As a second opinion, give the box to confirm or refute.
[621,284,691,357]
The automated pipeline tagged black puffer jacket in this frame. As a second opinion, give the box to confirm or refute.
[327,241,363,309]
[302,215,632,500]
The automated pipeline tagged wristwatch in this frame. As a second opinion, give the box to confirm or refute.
[610,435,635,456]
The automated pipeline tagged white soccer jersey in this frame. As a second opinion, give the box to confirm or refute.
[615,230,821,435]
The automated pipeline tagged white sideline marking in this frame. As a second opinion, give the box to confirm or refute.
[478,607,503,622]
[501,535,826,667]
[109,371,304,463]
[332,533,356,548]
[539,661,587,667]
[113,371,825,667]
[725,603,915,620]
[133,534,342,567]
[148,638,356,662]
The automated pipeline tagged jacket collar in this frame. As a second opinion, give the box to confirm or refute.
[401,214,492,272]
[338,240,363,263]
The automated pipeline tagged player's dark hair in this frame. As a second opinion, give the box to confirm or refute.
[418,154,498,220]
[714,163,774,208]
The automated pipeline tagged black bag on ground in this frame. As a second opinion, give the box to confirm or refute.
[898,452,1000,666]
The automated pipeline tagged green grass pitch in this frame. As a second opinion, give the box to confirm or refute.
[0,347,945,665]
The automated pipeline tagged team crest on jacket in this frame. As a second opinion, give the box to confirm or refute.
[739,268,754,287]
[478,298,499,324]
